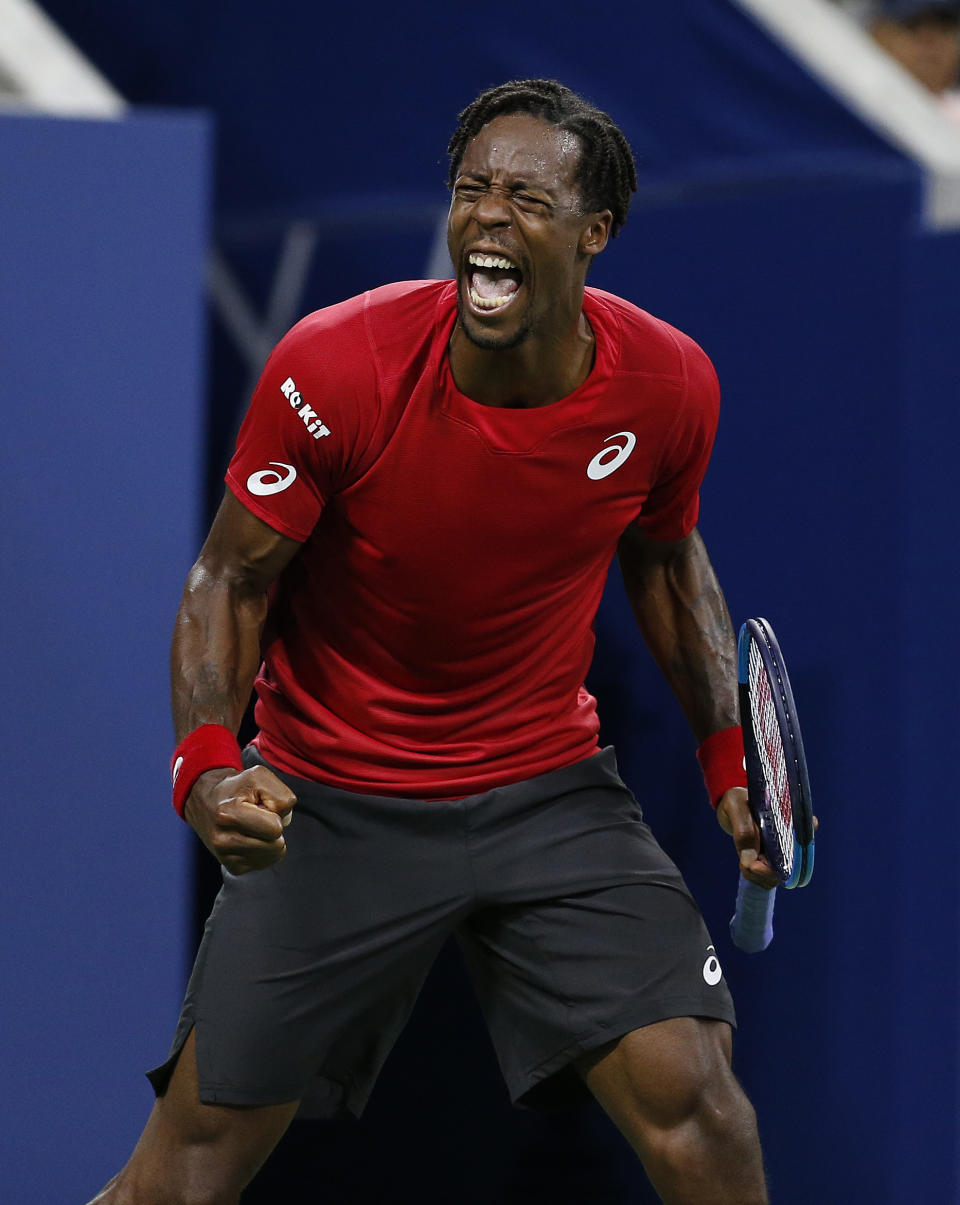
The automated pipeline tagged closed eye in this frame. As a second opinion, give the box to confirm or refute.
[454,179,552,211]
[514,192,551,211]
[454,180,486,199]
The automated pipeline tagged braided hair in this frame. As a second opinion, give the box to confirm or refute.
[447,79,638,238]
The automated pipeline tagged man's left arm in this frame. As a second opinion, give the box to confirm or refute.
[617,522,777,888]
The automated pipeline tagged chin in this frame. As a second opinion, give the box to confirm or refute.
[457,294,531,351]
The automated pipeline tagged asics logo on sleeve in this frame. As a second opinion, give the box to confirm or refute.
[587,431,636,480]
[280,376,331,440]
[247,463,298,496]
[702,945,723,986]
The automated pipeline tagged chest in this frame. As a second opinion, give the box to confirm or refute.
[333,372,681,580]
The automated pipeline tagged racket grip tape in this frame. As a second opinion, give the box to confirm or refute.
[730,878,776,953]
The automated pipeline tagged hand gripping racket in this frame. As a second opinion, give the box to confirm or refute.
[730,618,815,952]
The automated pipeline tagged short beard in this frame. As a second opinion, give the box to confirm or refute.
[457,296,532,351]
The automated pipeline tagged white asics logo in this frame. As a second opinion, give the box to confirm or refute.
[587,431,636,480]
[702,946,723,987]
[246,462,297,496]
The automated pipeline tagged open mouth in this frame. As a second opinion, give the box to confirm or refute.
[465,251,523,314]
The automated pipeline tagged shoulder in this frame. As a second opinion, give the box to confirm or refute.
[274,280,445,355]
[361,279,456,368]
[271,280,453,387]
[585,287,718,399]
[362,278,453,317]
[238,280,453,497]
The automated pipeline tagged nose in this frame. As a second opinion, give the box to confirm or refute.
[472,185,512,229]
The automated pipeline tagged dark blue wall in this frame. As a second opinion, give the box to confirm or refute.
[0,110,211,1203]
[892,227,960,1195]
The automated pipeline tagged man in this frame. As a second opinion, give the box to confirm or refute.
[866,1,960,101]
[91,80,774,1205]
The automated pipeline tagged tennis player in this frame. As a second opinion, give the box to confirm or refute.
[90,80,775,1205]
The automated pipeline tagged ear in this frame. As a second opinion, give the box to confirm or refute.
[580,209,613,258]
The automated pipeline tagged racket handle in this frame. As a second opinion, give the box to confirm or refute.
[730,878,776,953]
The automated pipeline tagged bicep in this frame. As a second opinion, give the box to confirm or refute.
[195,487,303,593]
[617,524,723,640]
[617,523,703,603]
[171,489,302,736]
[617,524,737,735]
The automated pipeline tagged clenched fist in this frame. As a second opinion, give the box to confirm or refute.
[183,764,297,875]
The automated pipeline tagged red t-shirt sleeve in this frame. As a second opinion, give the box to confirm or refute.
[225,300,380,541]
[633,333,720,541]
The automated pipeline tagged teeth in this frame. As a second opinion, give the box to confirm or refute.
[468,252,517,271]
[469,285,514,310]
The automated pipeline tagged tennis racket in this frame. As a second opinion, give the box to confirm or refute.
[730,617,815,952]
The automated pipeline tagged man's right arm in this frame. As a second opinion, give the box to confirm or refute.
[171,488,302,874]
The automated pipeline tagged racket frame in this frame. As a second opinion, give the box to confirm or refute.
[737,617,815,889]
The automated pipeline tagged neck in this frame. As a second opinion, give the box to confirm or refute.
[448,309,596,409]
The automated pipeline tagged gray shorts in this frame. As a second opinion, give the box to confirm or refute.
[148,746,735,1118]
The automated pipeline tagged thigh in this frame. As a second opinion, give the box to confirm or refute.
[577,1018,769,1205]
[152,763,475,1116]
[460,876,734,1107]
[577,1016,735,1134]
[120,1028,300,1202]
[458,752,735,1107]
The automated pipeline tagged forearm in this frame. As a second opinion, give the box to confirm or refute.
[170,561,269,741]
[618,527,738,741]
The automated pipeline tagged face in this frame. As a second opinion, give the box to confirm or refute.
[873,15,960,93]
[447,112,611,351]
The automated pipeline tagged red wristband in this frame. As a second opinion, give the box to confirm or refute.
[171,724,244,819]
[696,725,747,809]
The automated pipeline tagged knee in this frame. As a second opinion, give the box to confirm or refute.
[581,1020,767,1201]
[648,1068,769,1205]
[582,1021,760,1171]
[645,1070,760,1169]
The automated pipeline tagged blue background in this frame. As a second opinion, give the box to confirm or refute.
[5,1,959,1200]
[0,110,211,1199]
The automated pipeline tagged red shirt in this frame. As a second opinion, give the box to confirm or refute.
[225,281,720,797]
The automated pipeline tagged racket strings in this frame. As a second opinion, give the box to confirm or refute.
[748,640,796,875]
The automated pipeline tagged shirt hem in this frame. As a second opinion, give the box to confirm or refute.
[252,730,603,800]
